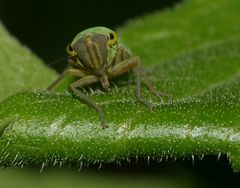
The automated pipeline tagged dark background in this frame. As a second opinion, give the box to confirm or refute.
[0,0,180,71]
[0,0,238,187]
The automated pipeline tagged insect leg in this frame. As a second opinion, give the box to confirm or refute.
[140,69,172,102]
[108,56,139,77]
[70,76,108,129]
[133,57,156,109]
[108,56,155,108]
[47,68,88,91]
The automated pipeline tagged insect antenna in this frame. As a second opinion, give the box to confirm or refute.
[47,56,71,66]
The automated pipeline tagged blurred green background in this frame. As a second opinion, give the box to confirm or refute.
[0,0,239,187]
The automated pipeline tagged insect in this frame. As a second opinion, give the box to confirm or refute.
[47,27,159,128]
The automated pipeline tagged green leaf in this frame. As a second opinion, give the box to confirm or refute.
[0,21,57,101]
[119,0,240,66]
[1,0,240,172]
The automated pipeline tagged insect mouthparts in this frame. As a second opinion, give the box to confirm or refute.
[100,75,110,90]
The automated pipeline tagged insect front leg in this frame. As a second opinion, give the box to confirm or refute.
[70,76,108,129]
[47,68,88,91]
[108,56,155,109]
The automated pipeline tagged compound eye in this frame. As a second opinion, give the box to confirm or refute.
[109,33,115,40]
[66,43,75,56]
[107,32,118,46]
